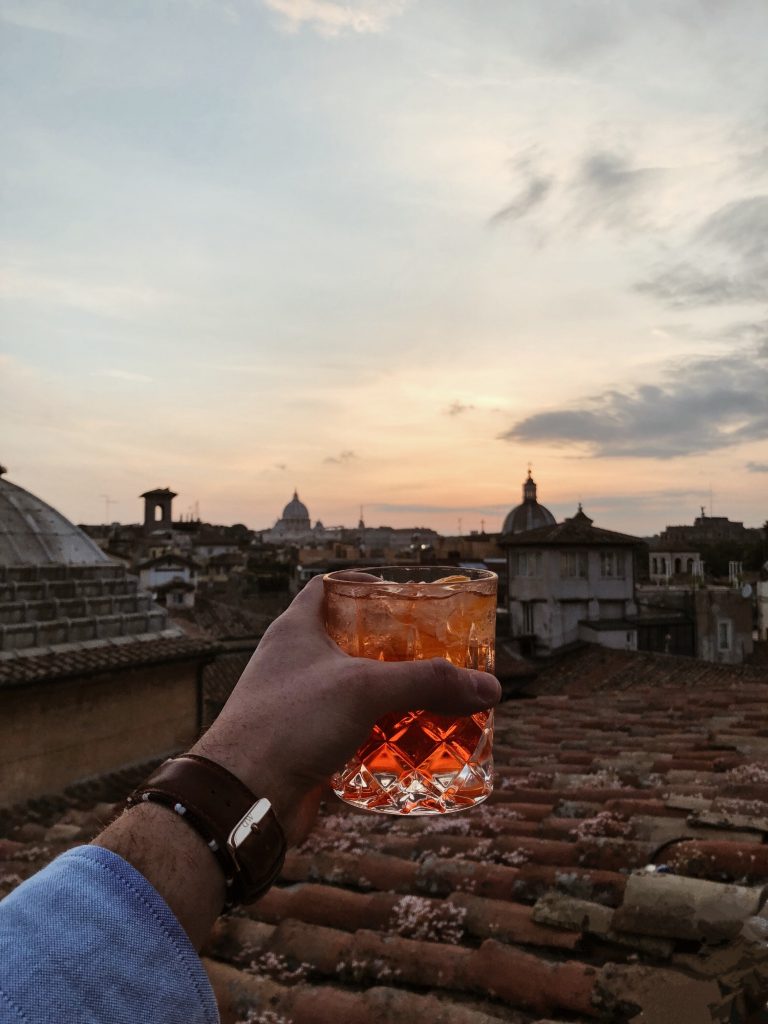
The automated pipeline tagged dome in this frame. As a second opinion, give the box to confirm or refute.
[501,470,556,536]
[281,490,310,522]
[0,472,110,565]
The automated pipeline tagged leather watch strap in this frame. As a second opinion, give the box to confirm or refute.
[125,753,286,906]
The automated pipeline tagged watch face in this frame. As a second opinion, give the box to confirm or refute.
[228,797,272,850]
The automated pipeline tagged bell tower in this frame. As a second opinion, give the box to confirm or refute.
[140,487,177,531]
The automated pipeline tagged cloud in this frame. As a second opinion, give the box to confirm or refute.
[262,0,407,36]
[323,449,357,464]
[747,461,768,473]
[490,154,553,225]
[571,150,665,231]
[636,196,768,308]
[698,196,768,262]
[500,344,768,459]
[445,400,475,416]
[636,263,768,308]
[490,148,663,234]
[274,462,288,470]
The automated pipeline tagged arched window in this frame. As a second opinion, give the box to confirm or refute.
[652,557,658,574]
[674,557,682,574]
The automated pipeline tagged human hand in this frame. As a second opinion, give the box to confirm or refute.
[192,574,500,844]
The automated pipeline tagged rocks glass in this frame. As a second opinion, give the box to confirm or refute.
[323,566,497,814]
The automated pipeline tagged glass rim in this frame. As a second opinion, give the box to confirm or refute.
[323,565,498,585]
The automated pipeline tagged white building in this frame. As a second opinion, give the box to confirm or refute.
[501,483,642,655]
[648,545,703,583]
[137,554,199,608]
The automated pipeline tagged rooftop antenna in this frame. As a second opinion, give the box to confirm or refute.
[100,494,117,523]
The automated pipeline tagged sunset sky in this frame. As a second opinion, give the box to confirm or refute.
[2,0,767,536]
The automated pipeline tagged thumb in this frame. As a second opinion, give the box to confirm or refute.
[362,657,501,718]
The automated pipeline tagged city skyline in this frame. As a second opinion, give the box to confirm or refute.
[2,1,767,536]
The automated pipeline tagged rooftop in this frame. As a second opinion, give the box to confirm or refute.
[502,508,643,549]
[3,649,768,1022]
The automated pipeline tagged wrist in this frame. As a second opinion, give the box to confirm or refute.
[189,732,318,847]
[123,753,287,907]
[94,800,225,949]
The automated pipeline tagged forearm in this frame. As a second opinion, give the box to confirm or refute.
[93,801,225,950]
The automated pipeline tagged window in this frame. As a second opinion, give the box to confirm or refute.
[522,602,535,633]
[600,551,626,578]
[515,551,542,577]
[718,621,732,651]
[652,557,658,574]
[560,551,587,578]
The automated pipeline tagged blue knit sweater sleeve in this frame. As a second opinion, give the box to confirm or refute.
[0,845,219,1024]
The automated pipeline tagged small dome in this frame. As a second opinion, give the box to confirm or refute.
[281,490,310,521]
[0,475,110,565]
[501,470,556,536]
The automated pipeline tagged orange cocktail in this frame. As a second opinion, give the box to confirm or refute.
[323,567,497,814]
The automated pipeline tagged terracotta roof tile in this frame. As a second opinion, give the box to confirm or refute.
[0,634,218,687]
[5,644,768,1022]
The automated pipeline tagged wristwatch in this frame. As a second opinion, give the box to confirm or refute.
[125,753,287,906]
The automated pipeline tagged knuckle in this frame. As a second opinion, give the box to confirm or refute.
[428,657,456,688]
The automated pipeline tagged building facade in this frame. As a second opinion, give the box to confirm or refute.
[648,544,704,583]
[0,470,215,807]
[502,504,642,655]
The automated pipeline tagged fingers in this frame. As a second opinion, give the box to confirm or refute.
[362,657,501,718]
[268,575,327,636]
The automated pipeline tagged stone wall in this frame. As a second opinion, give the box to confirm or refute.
[0,660,200,808]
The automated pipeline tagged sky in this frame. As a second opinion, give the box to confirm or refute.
[1,0,767,536]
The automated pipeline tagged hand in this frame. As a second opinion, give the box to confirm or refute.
[192,574,501,844]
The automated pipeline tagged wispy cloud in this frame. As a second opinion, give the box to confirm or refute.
[500,342,768,459]
[490,153,553,225]
[323,449,358,464]
[445,400,475,416]
[636,195,768,308]
[636,263,768,307]
[491,147,664,235]
[262,0,407,36]
[698,195,768,262]
[747,461,768,473]
[571,150,664,231]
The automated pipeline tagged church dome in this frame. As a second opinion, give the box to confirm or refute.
[501,470,556,536]
[0,471,110,565]
[281,490,310,522]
